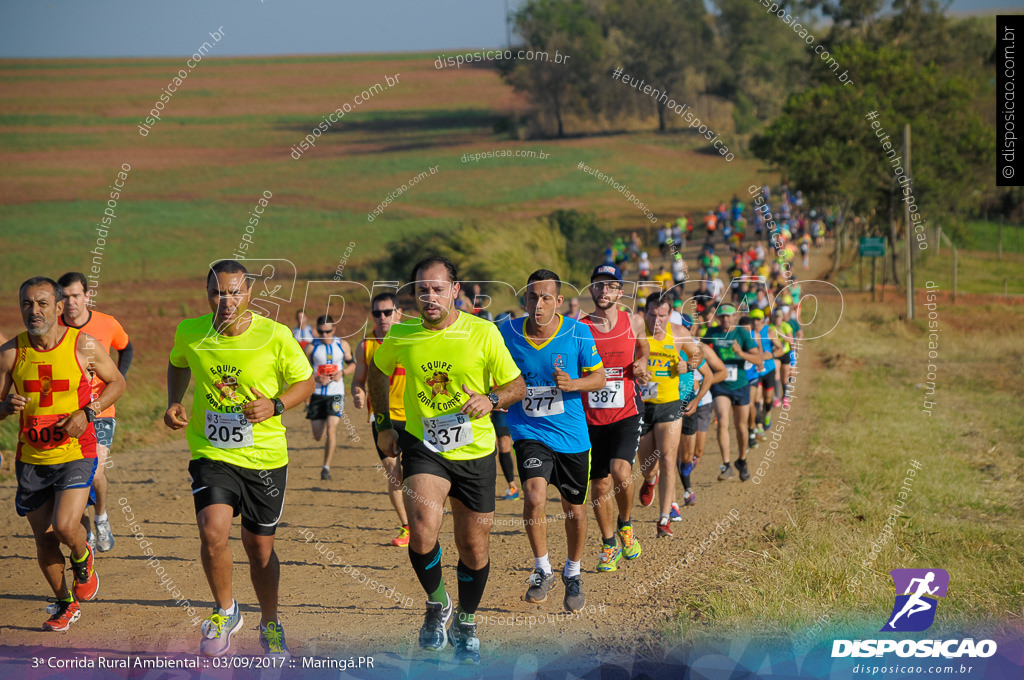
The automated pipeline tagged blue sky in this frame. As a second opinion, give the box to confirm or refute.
[0,0,1018,58]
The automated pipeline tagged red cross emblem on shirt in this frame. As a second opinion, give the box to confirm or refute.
[23,364,70,408]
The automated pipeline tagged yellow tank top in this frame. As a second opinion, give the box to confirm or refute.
[643,326,679,404]
[365,337,407,421]
[13,328,96,464]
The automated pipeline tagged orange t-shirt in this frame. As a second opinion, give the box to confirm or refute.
[60,310,129,418]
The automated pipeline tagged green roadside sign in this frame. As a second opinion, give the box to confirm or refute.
[859,237,886,257]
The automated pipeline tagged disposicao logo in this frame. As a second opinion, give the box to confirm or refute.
[831,568,998,659]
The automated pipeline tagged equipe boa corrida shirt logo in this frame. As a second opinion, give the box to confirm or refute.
[418,361,462,410]
[208,365,246,410]
[882,568,949,632]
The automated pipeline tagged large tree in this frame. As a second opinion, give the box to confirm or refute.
[606,0,718,132]
[751,42,993,274]
[500,0,607,137]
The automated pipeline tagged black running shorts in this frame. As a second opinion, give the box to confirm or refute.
[398,429,496,514]
[15,458,97,517]
[307,394,344,421]
[188,457,287,536]
[372,419,406,460]
[640,400,682,436]
[587,413,642,479]
[514,439,591,506]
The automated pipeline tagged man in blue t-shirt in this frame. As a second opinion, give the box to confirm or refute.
[500,269,605,613]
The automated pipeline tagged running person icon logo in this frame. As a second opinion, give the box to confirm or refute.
[881,568,949,632]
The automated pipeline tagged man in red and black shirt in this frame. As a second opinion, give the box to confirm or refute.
[581,265,650,573]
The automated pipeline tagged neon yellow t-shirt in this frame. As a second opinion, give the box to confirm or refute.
[373,310,521,461]
[169,312,312,469]
[644,326,680,404]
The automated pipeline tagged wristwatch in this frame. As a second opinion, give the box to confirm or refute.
[272,398,285,416]
[487,392,500,409]
[83,406,97,423]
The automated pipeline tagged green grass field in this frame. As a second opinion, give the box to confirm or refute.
[670,299,1024,641]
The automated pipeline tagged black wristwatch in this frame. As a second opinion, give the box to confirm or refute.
[83,406,97,423]
[272,398,285,416]
[487,392,500,409]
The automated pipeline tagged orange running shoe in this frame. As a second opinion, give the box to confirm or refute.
[43,598,81,632]
[391,526,410,547]
[71,546,99,601]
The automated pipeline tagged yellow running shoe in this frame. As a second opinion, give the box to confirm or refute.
[596,544,622,572]
[619,524,642,560]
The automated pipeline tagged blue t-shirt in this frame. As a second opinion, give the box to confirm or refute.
[757,326,776,375]
[500,316,602,453]
[679,358,703,403]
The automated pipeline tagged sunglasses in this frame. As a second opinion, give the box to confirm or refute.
[372,309,395,318]
[316,328,334,334]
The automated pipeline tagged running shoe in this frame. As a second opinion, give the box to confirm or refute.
[42,598,80,632]
[736,458,751,482]
[619,524,642,560]
[764,413,772,429]
[419,593,453,651]
[639,472,659,507]
[683,489,696,506]
[524,569,557,603]
[95,516,114,552]
[320,467,332,481]
[657,517,673,538]
[448,618,481,664]
[86,528,96,552]
[71,546,99,601]
[391,526,410,547]
[669,503,682,522]
[259,621,290,658]
[562,574,585,612]
[502,484,519,500]
[772,398,781,408]
[200,604,244,657]
[718,463,735,481]
[596,544,622,572]
[748,433,758,449]
[782,397,791,408]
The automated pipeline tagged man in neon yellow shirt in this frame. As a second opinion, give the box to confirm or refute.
[165,260,314,658]
[369,255,525,664]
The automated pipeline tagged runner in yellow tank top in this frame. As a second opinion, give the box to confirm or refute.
[0,276,125,632]
[351,291,410,547]
[635,292,700,537]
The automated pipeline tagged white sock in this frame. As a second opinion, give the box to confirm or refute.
[564,559,581,578]
[94,512,108,523]
[218,600,238,617]
[534,553,552,575]
[322,465,329,470]
[660,513,669,524]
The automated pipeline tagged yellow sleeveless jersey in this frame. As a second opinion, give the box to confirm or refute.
[364,337,406,421]
[643,326,680,404]
[13,328,96,465]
